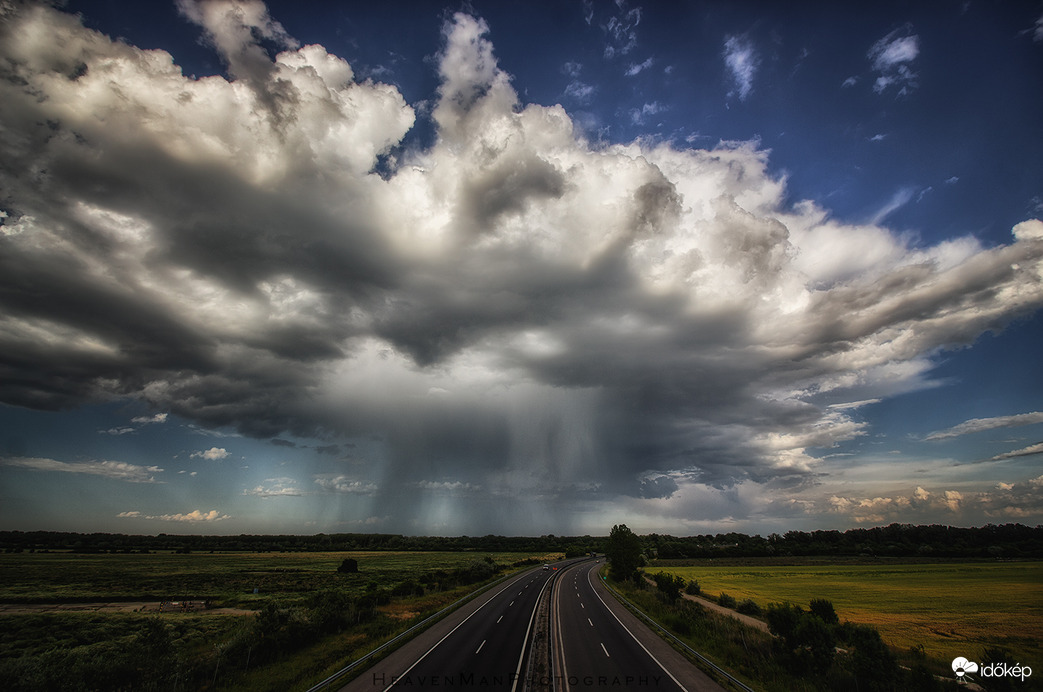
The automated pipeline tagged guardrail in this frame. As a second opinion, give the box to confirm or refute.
[598,574,758,692]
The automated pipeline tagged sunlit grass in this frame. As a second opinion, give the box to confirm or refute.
[655,560,1042,668]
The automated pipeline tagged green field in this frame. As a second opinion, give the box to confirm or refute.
[655,559,1043,668]
[0,550,557,691]
[0,550,550,605]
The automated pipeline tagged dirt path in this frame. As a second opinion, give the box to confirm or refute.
[642,576,770,632]
[0,601,254,615]
[681,592,770,632]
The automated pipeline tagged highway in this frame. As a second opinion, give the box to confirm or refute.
[340,559,725,691]
[340,563,557,691]
[552,561,724,692]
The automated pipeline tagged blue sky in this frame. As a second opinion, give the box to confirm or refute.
[0,0,1041,536]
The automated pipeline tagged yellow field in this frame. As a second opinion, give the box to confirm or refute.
[657,560,1043,667]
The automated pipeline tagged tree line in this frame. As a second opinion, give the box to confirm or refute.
[2,522,1040,558]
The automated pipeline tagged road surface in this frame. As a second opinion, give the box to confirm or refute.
[340,559,726,691]
[340,563,556,691]
[552,561,725,692]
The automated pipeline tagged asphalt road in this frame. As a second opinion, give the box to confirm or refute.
[552,561,726,692]
[340,563,557,691]
[340,559,725,692]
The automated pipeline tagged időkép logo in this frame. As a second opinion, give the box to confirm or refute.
[953,656,1032,683]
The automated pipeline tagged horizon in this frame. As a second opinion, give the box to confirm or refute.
[2,521,1041,540]
[1,0,1042,537]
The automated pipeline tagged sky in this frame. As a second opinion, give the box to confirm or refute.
[0,0,1042,537]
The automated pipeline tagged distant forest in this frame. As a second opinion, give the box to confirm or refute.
[1,523,1041,559]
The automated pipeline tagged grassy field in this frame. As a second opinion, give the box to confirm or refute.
[0,550,551,606]
[0,550,558,691]
[654,559,1043,669]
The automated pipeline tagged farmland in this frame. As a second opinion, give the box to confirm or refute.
[652,558,1043,670]
[0,550,558,691]
[0,550,551,605]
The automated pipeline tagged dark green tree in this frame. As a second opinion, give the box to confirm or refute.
[809,598,839,625]
[605,524,642,581]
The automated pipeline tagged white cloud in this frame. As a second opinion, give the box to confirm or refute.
[925,412,1043,440]
[869,186,916,225]
[314,475,378,495]
[990,442,1043,461]
[629,101,665,124]
[100,426,136,436]
[191,447,230,461]
[132,413,168,425]
[564,81,595,103]
[0,4,1042,532]
[868,28,919,95]
[723,35,757,101]
[243,477,303,497]
[1,457,162,483]
[602,2,642,58]
[625,57,653,76]
[101,412,168,435]
[119,509,229,522]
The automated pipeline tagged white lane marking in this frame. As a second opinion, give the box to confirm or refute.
[509,600,514,606]
[588,618,594,627]
[586,565,690,692]
[384,566,540,691]
[601,642,610,657]
[476,639,486,654]
[512,569,554,692]
[580,603,584,608]
[497,615,503,623]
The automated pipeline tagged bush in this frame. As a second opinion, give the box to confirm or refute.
[809,598,838,625]
[765,602,836,674]
[717,592,737,609]
[736,598,761,616]
[684,580,701,596]
[652,571,685,602]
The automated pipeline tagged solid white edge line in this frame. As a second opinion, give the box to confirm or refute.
[510,570,554,692]
[382,568,538,691]
[553,565,570,691]
[586,564,691,692]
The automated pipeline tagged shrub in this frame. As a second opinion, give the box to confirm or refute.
[652,571,685,602]
[684,580,700,596]
[736,598,761,616]
[717,592,737,609]
[809,597,838,625]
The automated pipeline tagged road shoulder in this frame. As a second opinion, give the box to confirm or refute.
[588,567,727,692]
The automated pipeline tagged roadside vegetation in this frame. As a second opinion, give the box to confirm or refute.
[0,551,557,691]
[601,524,1041,690]
[647,559,1042,671]
[613,574,966,692]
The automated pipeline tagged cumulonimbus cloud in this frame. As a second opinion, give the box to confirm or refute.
[0,2,1042,531]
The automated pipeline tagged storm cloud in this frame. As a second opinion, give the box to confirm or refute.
[1,2,1042,532]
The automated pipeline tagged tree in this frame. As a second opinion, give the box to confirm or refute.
[337,558,358,573]
[809,598,839,625]
[605,524,642,582]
